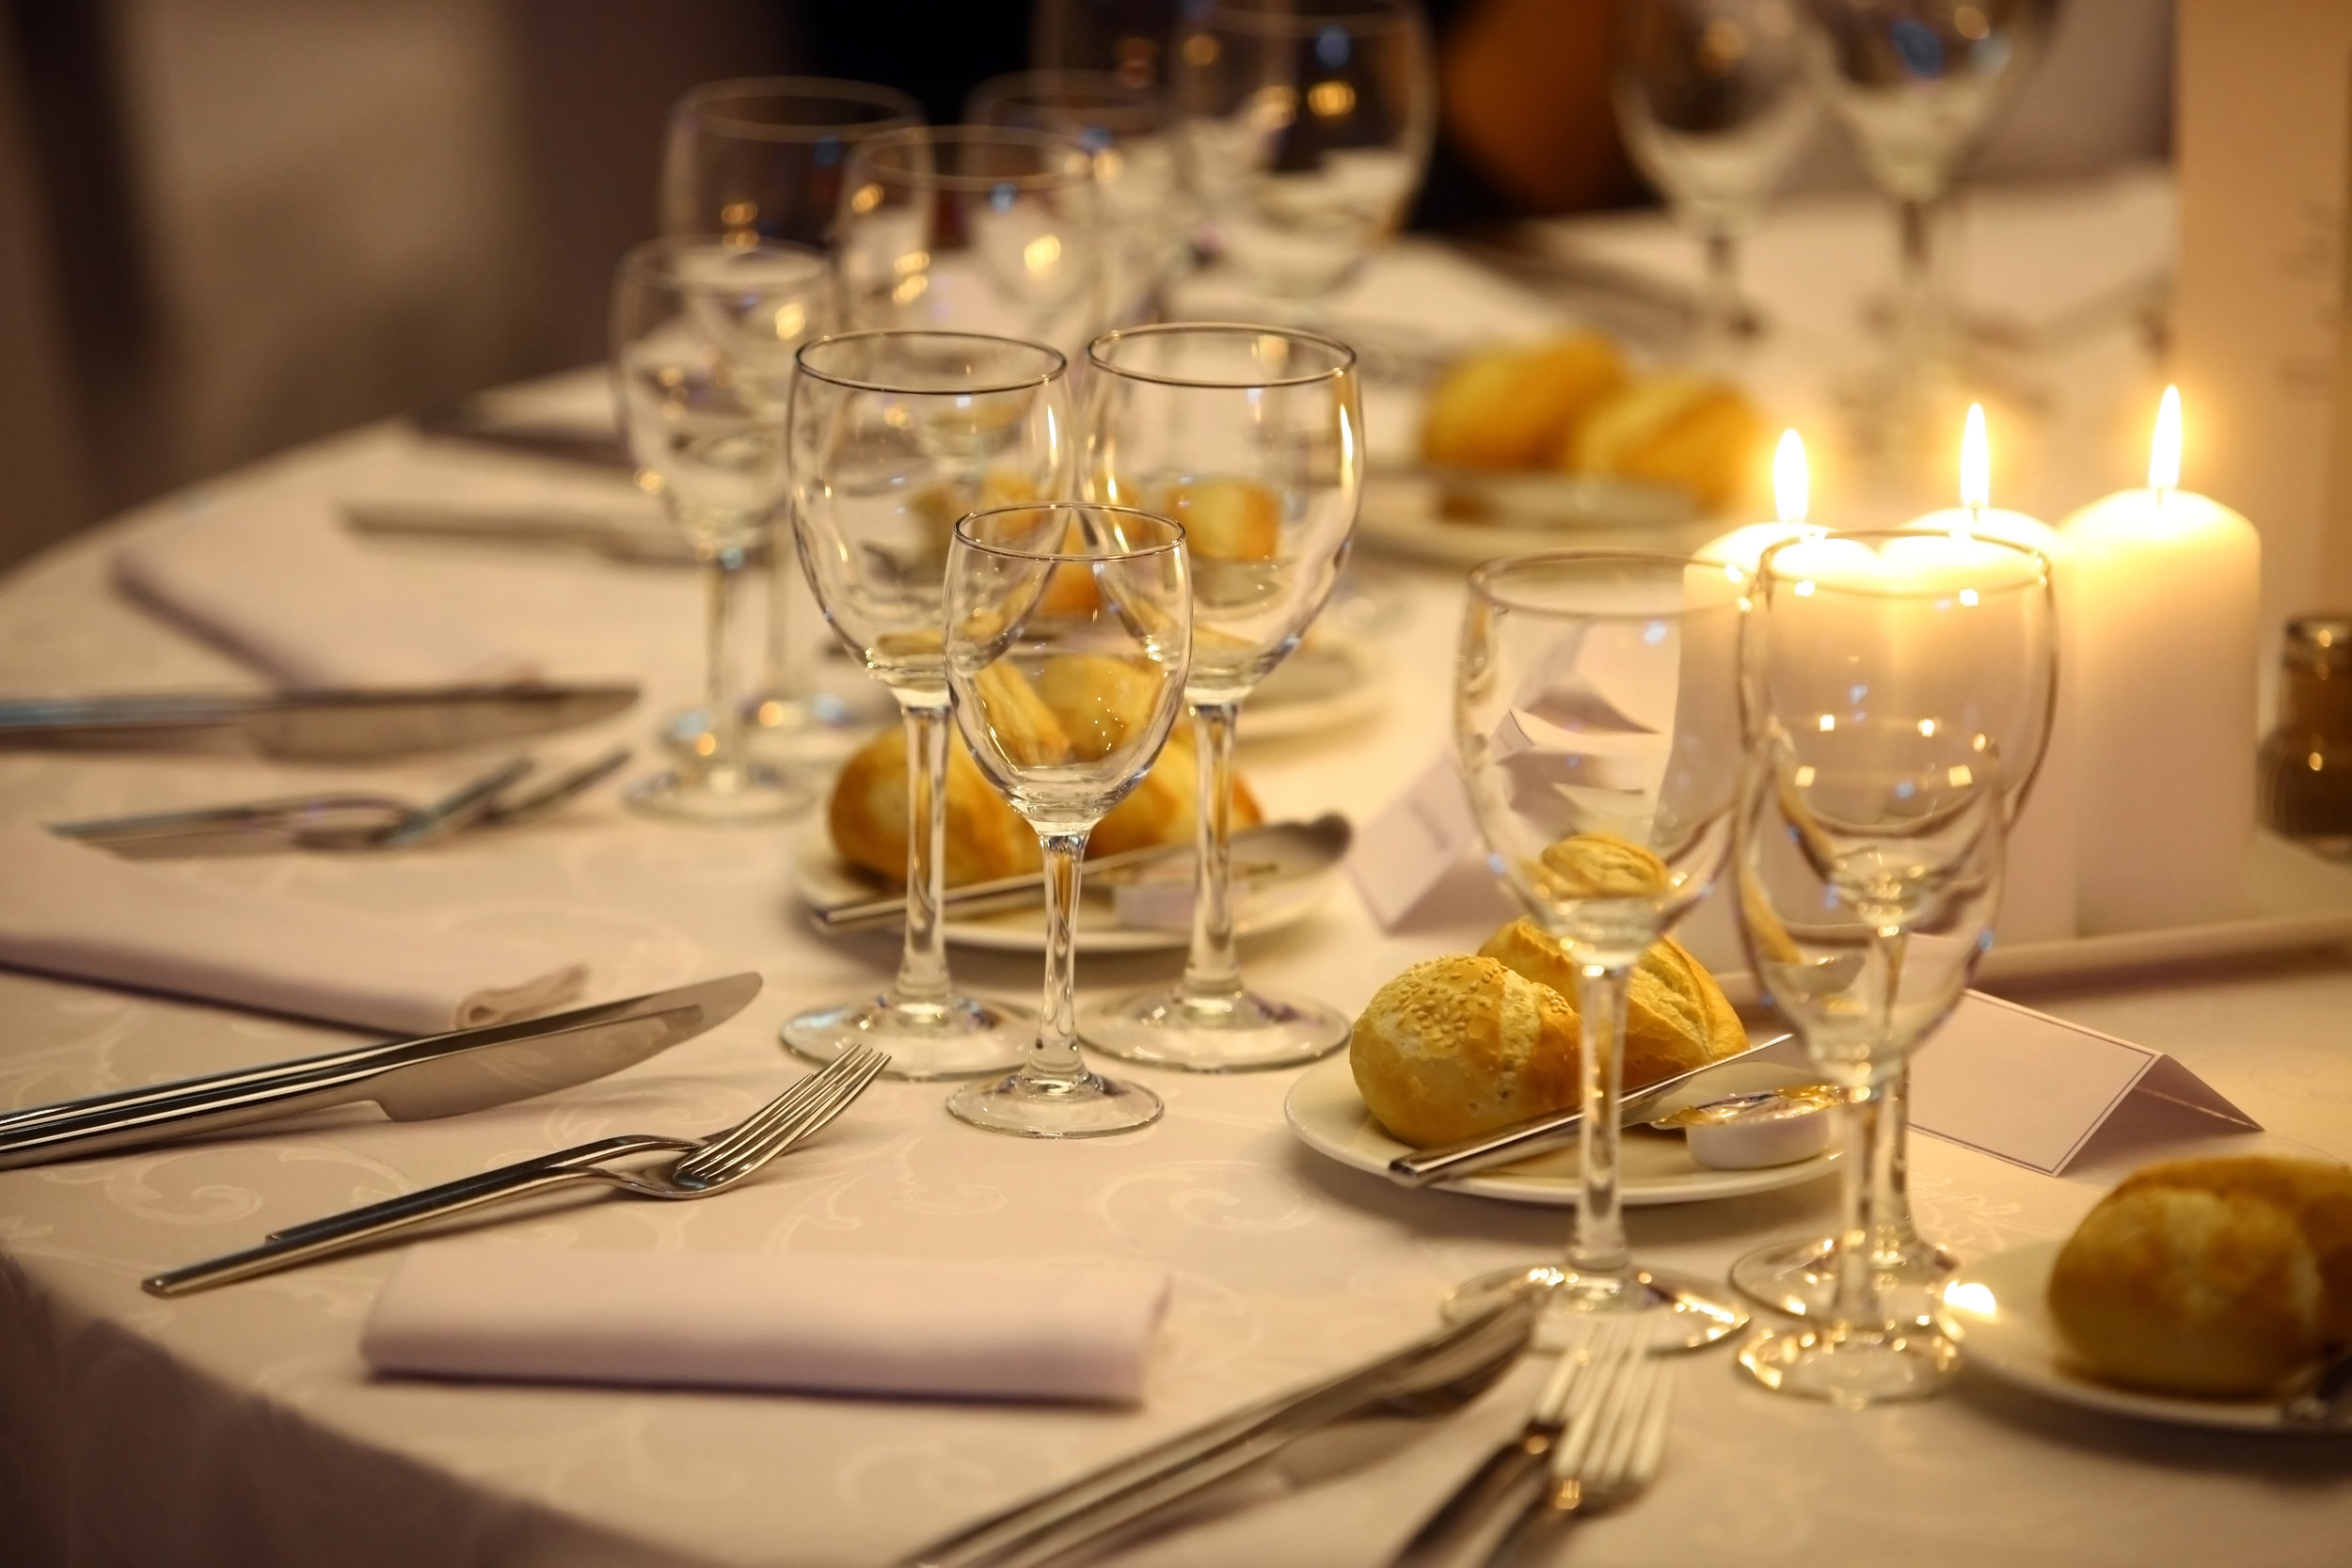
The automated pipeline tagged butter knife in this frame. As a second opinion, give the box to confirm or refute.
[1385,1035,1790,1188]
[0,682,638,760]
[900,1288,1541,1568]
[0,973,758,1170]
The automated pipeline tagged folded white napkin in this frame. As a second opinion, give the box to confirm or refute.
[362,1246,1172,1405]
[114,494,535,689]
[0,827,584,1034]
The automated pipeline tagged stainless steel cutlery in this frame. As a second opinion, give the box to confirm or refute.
[0,681,637,760]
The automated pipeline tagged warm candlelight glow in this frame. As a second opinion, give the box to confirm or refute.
[1960,404,1991,516]
[1773,429,1808,526]
[2150,385,2182,497]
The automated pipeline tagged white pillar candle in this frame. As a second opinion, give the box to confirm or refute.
[2058,388,2260,933]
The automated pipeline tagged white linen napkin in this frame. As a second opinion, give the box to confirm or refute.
[0,827,583,1033]
[113,494,535,689]
[362,1246,1172,1405]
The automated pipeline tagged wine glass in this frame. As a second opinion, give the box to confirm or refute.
[1171,0,1437,304]
[942,503,1193,1136]
[1073,325,1361,1071]
[782,331,1072,1078]
[1613,0,1819,361]
[1796,0,2059,445]
[609,238,834,822]
[835,125,1108,358]
[1733,528,2055,1403]
[660,77,921,754]
[1033,0,1181,90]
[966,70,1187,325]
[1445,551,1754,1350]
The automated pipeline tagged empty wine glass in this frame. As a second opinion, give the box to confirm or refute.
[1074,324,1362,1071]
[1172,0,1436,304]
[835,125,1108,358]
[660,76,920,754]
[943,503,1193,1136]
[1444,551,1754,1350]
[1613,0,1819,361]
[610,238,834,822]
[967,70,1188,325]
[783,330,1073,1078]
[1733,528,2055,1403]
[1033,0,1181,90]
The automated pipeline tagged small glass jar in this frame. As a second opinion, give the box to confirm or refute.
[2259,615,2352,855]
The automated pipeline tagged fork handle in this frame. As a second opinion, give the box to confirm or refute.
[142,1163,613,1297]
[1387,1434,1555,1568]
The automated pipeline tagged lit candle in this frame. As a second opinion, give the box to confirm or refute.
[1699,429,1820,572]
[2058,388,2259,932]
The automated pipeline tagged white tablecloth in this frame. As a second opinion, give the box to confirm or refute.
[4,178,2350,1568]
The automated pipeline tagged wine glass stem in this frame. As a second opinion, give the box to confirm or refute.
[1699,226,1741,357]
[1026,830,1089,1084]
[1179,702,1245,1006]
[1831,1074,1896,1334]
[1896,196,1951,374]
[1567,961,1633,1285]
[892,698,955,1009]
[761,543,808,712]
[700,542,752,785]
[1871,1063,1927,1262]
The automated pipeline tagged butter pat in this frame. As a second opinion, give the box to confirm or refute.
[1660,1083,1839,1170]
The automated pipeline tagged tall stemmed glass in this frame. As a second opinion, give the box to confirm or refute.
[943,504,1193,1135]
[1613,0,1819,362]
[835,126,1107,358]
[1797,0,2058,441]
[1033,0,1181,90]
[610,238,834,822]
[1445,552,1754,1350]
[1075,325,1361,1071]
[1733,529,2055,1403]
[783,331,1070,1078]
[660,77,921,752]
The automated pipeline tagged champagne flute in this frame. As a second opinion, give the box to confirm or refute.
[660,76,921,752]
[610,238,833,822]
[1733,528,2055,1403]
[1613,0,1819,361]
[943,503,1192,1135]
[835,125,1108,358]
[1445,551,1753,1350]
[783,330,1072,1078]
[1075,324,1361,1071]
[1171,0,1436,305]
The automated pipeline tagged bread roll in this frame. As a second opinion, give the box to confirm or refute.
[1155,478,1281,562]
[1350,922,1747,1148]
[1421,334,1626,471]
[2047,1155,2352,1398]
[1562,373,1761,512]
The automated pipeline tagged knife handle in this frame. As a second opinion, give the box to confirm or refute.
[1386,1435,1554,1568]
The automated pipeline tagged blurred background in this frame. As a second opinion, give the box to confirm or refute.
[0,0,2169,569]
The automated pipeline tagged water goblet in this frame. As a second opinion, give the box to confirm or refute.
[782,330,1072,1078]
[1073,324,1361,1071]
[942,503,1193,1136]
[1443,551,1754,1350]
[1033,0,1181,91]
[610,238,833,822]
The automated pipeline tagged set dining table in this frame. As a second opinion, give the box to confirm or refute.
[2,171,2348,1566]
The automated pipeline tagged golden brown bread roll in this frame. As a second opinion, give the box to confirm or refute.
[2047,1156,2352,1398]
[1154,477,1282,562]
[1560,372,1763,512]
[1421,334,1627,471]
[1350,920,1748,1148]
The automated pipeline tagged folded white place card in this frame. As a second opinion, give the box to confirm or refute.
[1909,991,2259,1176]
[1344,754,1482,931]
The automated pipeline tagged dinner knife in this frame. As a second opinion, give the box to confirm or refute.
[0,682,638,761]
[900,1288,1542,1568]
[343,500,709,567]
[0,972,759,1171]
[408,400,633,470]
[1385,1035,1791,1189]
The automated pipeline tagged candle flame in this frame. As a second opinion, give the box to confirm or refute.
[2150,385,2182,495]
[1774,430,1808,526]
[1960,404,1990,514]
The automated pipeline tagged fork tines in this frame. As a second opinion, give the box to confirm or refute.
[1486,1317,1676,1566]
[671,1045,889,1186]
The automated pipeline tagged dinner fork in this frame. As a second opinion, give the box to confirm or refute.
[142,1044,888,1296]
[1483,1323,1676,1566]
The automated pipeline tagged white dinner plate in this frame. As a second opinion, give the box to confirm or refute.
[1358,463,1716,568]
[792,839,1339,955]
[1281,1053,1840,1207]
[1942,1242,2328,1433]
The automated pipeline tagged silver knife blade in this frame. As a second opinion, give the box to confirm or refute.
[900,1288,1542,1568]
[0,972,760,1171]
[1386,1034,1790,1189]
[0,682,638,760]
[342,500,707,567]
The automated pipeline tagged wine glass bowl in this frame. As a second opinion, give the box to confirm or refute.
[662,76,923,246]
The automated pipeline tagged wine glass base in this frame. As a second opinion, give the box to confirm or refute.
[623,764,813,825]
[1439,1263,1750,1352]
[782,993,1031,1081]
[1737,1319,1961,1407]
[946,1069,1164,1138]
[1078,987,1348,1072]
[663,689,890,755]
[1731,1234,1960,1323]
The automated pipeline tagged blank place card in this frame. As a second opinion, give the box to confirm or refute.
[1909,991,2260,1176]
[1345,754,1482,931]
